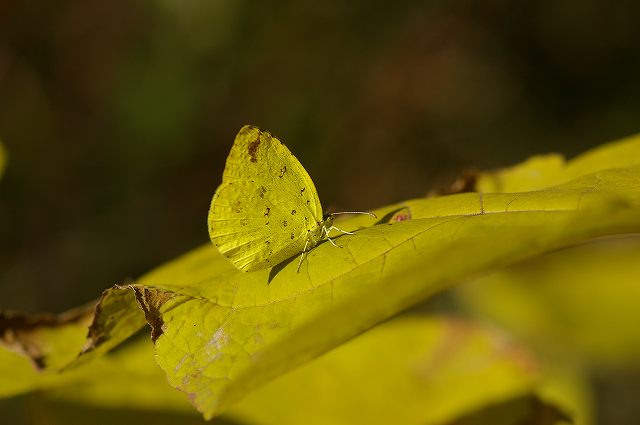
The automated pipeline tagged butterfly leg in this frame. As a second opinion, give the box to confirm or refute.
[297,237,311,273]
[323,225,343,248]
[329,225,354,235]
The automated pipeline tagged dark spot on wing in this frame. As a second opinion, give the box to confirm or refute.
[248,131,261,163]
[306,200,310,205]
[291,209,296,215]
[258,186,267,198]
[283,220,288,227]
[279,165,287,178]
[265,240,270,245]
[300,188,305,195]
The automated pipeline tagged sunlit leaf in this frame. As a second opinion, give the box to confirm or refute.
[43,316,571,425]
[44,337,194,413]
[120,165,640,418]
[1,134,640,421]
[457,237,640,368]
[227,316,545,425]
[476,133,640,192]
[0,307,94,397]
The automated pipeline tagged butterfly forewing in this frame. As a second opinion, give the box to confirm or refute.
[208,125,323,272]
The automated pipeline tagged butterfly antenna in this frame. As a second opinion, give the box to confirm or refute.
[330,211,377,219]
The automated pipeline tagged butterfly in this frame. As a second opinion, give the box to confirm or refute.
[208,125,376,272]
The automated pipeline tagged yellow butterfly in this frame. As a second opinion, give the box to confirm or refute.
[208,125,376,272]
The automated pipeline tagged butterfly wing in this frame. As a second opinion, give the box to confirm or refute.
[208,125,323,272]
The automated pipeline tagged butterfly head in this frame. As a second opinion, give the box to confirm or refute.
[321,213,335,229]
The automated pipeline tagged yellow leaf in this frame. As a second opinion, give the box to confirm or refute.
[476,133,640,192]
[2,133,640,422]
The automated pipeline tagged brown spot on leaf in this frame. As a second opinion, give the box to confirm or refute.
[0,304,95,370]
[290,233,295,239]
[291,209,296,215]
[382,207,412,223]
[283,220,288,227]
[392,212,411,222]
[132,287,175,343]
[258,186,267,198]
[279,165,287,178]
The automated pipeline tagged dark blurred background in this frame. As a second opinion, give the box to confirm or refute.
[1,0,639,314]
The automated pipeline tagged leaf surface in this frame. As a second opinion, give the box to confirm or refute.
[45,316,574,425]
[134,166,640,417]
[1,134,640,420]
[457,236,640,367]
[476,133,640,192]
[227,315,545,425]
